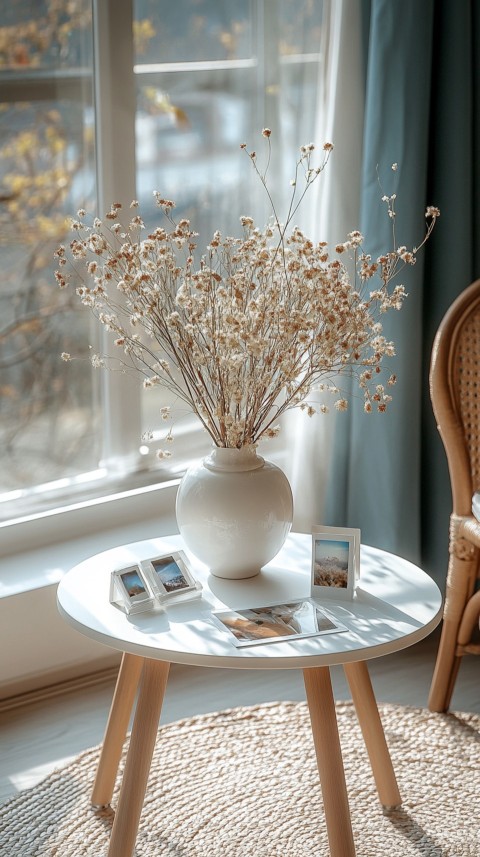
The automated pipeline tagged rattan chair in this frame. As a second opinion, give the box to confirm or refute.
[428,278,480,712]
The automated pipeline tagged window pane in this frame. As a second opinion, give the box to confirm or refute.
[0,2,101,502]
[133,1,324,469]
[278,0,323,56]
[135,69,259,468]
[134,0,254,64]
[1,1,93,70]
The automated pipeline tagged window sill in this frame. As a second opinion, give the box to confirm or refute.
[0,478,180,596]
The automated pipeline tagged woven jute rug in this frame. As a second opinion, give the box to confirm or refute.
[1,700,479,857]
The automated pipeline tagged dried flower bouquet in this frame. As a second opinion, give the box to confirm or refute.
[55,133,439,453]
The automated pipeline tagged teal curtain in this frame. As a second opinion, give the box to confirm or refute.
[325,0,480,584]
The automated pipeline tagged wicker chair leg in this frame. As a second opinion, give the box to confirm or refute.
[428,618,462,712]
[428,524,478,712]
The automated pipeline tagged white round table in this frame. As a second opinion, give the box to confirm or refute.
[57,533,442,857]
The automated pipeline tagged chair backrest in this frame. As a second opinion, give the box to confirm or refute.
[430,279,480,517]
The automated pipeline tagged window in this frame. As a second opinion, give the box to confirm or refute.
[0,1,100,520]
[0,0,324,525]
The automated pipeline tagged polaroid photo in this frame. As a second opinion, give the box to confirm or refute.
[211,598,348,647]
[311,525,361,600]
[141,551,202,604]
[110,564,155,614]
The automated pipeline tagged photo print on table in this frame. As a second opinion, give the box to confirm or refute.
[120,567,148,598]
[152,555,190,592]
[212,598,348,647]
[141,550,201,602]
[311,525,360,600]
[109,564,155,614]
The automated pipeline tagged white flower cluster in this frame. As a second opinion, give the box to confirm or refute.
[55,136,439,448]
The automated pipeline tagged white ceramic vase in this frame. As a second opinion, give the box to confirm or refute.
[175,446,293,579]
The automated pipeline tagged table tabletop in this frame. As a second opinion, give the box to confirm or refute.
[57,533,442,669]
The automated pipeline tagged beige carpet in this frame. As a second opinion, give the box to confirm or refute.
[1,700,479,856]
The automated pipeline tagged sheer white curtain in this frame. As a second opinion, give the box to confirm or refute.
[285,0,365,532]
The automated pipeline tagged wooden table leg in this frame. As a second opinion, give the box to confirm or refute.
[344,660,401,809]
[303,666,356,857]
[107,658,170,857]
[91,653,144,808]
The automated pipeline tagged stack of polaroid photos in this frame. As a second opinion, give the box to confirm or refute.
[110,550,202,615]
